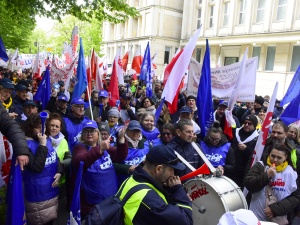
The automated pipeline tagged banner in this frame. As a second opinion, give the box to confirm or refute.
[51,57,77,83]
[186,58,202,97]
[211,57,257,102]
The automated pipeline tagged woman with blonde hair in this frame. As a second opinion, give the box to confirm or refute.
[70,120,128,218]
[287,124,300,148]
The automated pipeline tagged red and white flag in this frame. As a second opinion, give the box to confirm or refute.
[122,50,129,73]
[71,26,79,60]
[249,82,278,168]
[162,28,201,105]
[95,54,104,91]
[108,48,123,107]
[131,45,143,74]
[33,47,41,79]
[63,42,73,65]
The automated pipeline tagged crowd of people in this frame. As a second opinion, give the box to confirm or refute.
[0,66,300,225]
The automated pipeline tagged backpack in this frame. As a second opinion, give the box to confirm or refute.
[85,182,149,225]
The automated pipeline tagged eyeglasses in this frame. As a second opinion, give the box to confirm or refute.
[208,136,221,142]
[82,129,97,135]
[108,116,119,119]
[73,105,84,108]
[270,154,283,161]
[161,132,172,136]
[244,122,253,126]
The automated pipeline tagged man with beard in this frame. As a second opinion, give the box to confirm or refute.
[118,145,193,225]
[241,96,265,122]
[230,115,259,188]
[260,121,300,178]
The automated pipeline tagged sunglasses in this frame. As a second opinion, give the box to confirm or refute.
[244,121,253,126]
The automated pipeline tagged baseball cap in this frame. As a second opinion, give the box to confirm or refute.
[82,120,98,130]
[58,80,65,87]
[71,97,85,105]
[0,78,15,89]
[127,120,142,131]
[120,92,132,99]
[23,100,37,107]
[98,122,110,133]
[180,106,192,114]
[244,115,258,128]
[218,101,228,108]
[98,90,109,98]
[146,145,185,170]
[15,83,29,91]
[58,94,69,102]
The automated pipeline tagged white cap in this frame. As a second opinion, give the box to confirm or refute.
[217,209,278,225]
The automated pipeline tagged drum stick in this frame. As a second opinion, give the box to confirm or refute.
[191,142,216,173]
[174,151,196,171]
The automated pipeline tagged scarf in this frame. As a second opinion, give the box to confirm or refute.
[235,127,259,144]
[125,133,142,149]
[267,156,288,172]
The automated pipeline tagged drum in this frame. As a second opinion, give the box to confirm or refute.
[184,176,248,225]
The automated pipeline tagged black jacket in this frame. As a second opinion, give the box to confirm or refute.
[0,104,29,156]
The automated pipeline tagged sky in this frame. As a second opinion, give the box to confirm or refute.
[35,16,55,33]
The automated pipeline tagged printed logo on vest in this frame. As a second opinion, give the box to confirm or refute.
[100,155,113,170]
[124,156,146,166]
[45,151,57,166]
[205,153,223,163]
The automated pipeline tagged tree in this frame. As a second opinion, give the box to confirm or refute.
[3,0,138,23]
[50,15,103,56]
[0,1,35,50]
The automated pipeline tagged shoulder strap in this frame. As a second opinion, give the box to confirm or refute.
[118,183,151,205]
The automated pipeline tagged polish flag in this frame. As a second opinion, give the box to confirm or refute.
[94,54,104,91]
[33,47,41,79]
[122,51,129,72]
[108,49,123,107]
[162,28,201,110]
[131,45,143,74]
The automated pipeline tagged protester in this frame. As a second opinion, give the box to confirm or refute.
[200,121,235,177]
[230,115,259,188]
[244,143,298,223]
[107,107,123,146]
[140,112,161,147]
[156,103,171,132]
[46,93,70,118]
[186,95,198,123]
[160,123,176,145]
[167,119,202,178]
[12,83,29,122]
[287,124,300,149]
[62,97,89,153]
[119,92,137,123]
[140,97,156,115]
[22,114,63,225]
[71,120,128,217]
[178,106,201,135]
[98,121,111,141]
[0,78,17,118]
[117,145,193,225]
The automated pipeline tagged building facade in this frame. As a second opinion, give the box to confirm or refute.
[102,0,300,98]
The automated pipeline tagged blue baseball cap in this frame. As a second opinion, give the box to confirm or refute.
[58,94,69,102]
[180,106,192,114]
[98,90,109,98]
[146,145,185,170]
[71,97,85,105]
[82,120,98,130]
[23,100,37,107]
[0,78,15,89]
[15,83,29,91]
[127,120,142,131]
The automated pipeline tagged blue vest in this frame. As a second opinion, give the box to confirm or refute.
[64,117,89,153]
[23,139,58,202]
[81,145,118,205]
[200,141,231,167]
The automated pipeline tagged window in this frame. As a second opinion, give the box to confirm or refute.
[252,46,261,69]
[265,46,276,71]
[164,47,170,64]
[256,0,265,23]
[276,0,287,21]
[196,48,202,62]
[197,8,202,29]
[290,46,300,72]
[198,0,202,4]
[224,57,239,66]
[223,2,229,27]
[209,6,214,28]
[239,0,246,25]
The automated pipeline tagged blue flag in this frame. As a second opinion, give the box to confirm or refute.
[33,66,51,110]
[68,161,84,225]
[140,42,153,97]
[280,65,300,106]
[0,37,9,62]
[154,97,165,125]
[6,158,27,225]
[72,38,87,101]
[196,39,214,138]
[280,92,300,125]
